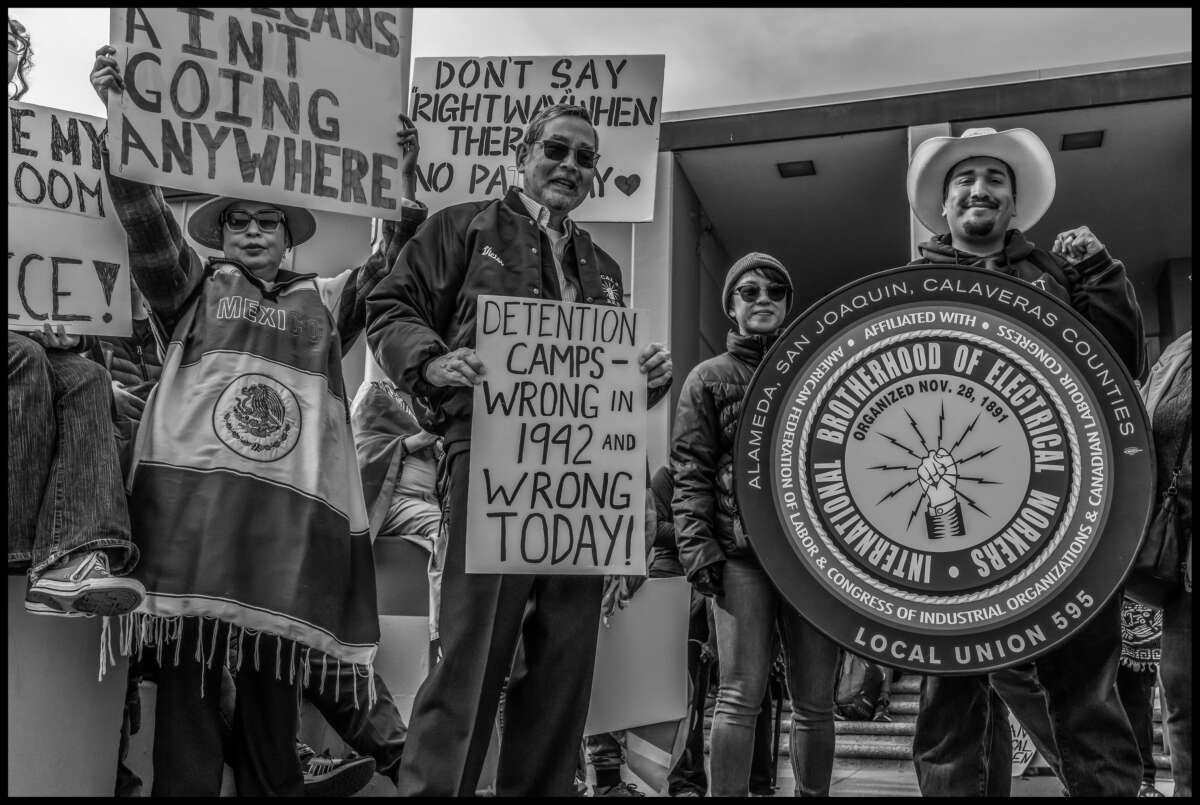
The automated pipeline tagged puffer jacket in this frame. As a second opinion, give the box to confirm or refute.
[913,229,1145,379]
[367,187,668,455]
[672,330,775,581]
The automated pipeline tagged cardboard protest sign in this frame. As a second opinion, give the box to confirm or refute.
[108,8,410,221]
[467,296,648,574]
[410,55,664,221]
[584,576,690,735]
[8,102,132,336]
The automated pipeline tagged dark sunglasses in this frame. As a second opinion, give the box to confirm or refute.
[223,209,286,233]
[536,139,600,169]
[734,283,788,303]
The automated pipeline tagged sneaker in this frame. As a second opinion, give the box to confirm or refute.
[670,790,703,797]
[594,781,646,797]
[1138,782,1166,797]
[26,551,144,617]
[24,600,95,618]
[297,742,376,797]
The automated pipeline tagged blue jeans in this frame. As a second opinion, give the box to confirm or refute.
[913,597,1140,796]
[1160,586,1191,796]
[7,332,136,574]
[709,556,840,796]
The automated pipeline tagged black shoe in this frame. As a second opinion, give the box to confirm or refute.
[594,781,646,797]
[297,742,376,797]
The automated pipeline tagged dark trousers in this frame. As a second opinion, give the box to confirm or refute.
[395,450,604,796]
[913,598,1140,797]
[1116,664,1158,784]
[990,662,1064,779]
[150,619,303,796]
[304,657,407,778]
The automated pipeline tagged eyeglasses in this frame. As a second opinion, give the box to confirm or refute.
[223,209,286,233]
[734,283,789,303]
[535,139,600,169]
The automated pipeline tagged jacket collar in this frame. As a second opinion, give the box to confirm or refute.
[726,329,778,366]
[918,229,1036,267]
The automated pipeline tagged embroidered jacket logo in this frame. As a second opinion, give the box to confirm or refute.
[482,246,504,266]
[213,373,302,462]
[600,275,621,305]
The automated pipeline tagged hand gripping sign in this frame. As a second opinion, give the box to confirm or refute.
[735,266,1153,674]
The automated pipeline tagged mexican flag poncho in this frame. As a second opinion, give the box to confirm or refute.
[113,260,379,700]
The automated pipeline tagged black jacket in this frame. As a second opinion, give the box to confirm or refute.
[912,230,1145,379]
[671,330,776,581]
[367,188,667,453]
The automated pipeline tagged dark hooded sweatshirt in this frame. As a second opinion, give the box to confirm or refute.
[911,230,1145,380]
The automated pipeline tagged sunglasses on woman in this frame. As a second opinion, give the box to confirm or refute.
[536,139,600,169]
[734,283,788,303]
[223,209,286,233]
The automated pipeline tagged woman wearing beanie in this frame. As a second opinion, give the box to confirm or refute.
[671,253,841,796]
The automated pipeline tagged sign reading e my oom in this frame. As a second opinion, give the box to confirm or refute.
[466,296,648,575]
[8,102,132,337]
[410,55,664,222]
[107,8,410,221]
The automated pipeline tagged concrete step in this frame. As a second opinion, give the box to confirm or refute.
[834,735,914,760]
[835,719,916,736]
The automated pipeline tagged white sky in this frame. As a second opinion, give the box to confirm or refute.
[9,7,1192,117]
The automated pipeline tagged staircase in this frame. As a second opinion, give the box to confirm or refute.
[704,672,1174,773]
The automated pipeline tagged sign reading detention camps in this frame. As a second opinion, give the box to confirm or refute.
[736,266,1153,674]
[467,296,647,575]
[108,8,409,220]
[409,55,664,221]
[8,102,132,337]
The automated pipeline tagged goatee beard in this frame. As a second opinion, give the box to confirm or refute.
[962,218,997,237]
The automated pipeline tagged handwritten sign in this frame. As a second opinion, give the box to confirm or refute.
[8,102,132,336]
[410,55,664,221]
[108,8,409,220]
[466,296,648,574]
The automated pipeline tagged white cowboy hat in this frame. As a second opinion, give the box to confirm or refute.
[907,127,1056,235]
[187,195,317,251]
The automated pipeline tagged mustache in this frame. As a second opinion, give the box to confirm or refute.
[962,196,999,209]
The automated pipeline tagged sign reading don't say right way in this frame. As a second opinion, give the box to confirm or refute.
[736,265,1153,674]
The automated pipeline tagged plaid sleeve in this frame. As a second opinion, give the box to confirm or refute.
[334,200,428,355]
[103,152,205,330]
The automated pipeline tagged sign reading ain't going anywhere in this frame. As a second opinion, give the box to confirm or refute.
[736,266,1153,674]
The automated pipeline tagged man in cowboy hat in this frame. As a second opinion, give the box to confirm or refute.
[906,126,1145,797]
[91,44,426,795]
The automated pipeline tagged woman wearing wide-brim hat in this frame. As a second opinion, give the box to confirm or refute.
[90,43,427,797]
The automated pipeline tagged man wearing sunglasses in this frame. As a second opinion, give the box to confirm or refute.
[367,103,673,796]
[91,47,427,796]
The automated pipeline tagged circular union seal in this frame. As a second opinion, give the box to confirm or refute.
[736,266,1152,674]
[213,373,302,462]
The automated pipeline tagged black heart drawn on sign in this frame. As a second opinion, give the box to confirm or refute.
[614,174,641,196]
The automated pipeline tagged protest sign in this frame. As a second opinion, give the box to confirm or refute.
[8,102,132,337]
[584,576,690,736]
[409,55,664,221]
[108,8,410,221]
[466,296,648,575]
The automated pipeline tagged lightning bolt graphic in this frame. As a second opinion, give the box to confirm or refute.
[948,412,982,454]
[958,475,1002,485]
[868,464,918,472]
[906,494,925,531]
[878,432,923,461]
[905,408,930,453]
[937,402,946,450]
[877,477,921,506]
[957,445,1001,466]
[955,488,990,518]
